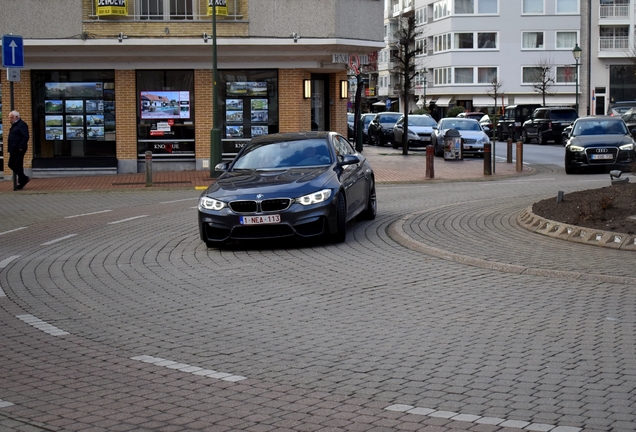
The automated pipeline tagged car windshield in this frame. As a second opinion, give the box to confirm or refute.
[363,115,374,125]
[440,119,481,131]
[573,120,627,136]
[232,139,332,170]
[550,110,578,121]
[379,114,402,124]
[409,116,437,126]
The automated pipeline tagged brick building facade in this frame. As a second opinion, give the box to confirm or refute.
[1,0,383,177]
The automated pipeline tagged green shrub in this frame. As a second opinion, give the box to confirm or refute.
[447,106,466,117]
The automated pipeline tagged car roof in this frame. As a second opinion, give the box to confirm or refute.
[250,131,331,145]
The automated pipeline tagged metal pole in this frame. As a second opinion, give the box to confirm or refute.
[575,58,579,115]
[506,138,512,163]
[425,144,434,179]
[145,151,153,187]
[209,2,222,178]
[516,141,523,172]
[483,143,491,175]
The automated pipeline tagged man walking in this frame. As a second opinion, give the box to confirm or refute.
[8,110,30,191]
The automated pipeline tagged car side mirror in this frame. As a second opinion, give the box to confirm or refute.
[339,154,361,166]
[215,162,229,172]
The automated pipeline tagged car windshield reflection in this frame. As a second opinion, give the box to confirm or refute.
[573,120,627,136]
[232,139,333,170]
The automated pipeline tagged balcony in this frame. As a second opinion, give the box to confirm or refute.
[599,36,629,51]
[90,0,243,21]
[599,4,629,23]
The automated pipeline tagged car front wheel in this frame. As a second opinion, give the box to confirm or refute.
[330,191,347,243]
[521,129,530,144]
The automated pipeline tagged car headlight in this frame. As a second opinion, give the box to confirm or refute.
[619,143,635,151]
[295,189,332,206]
[568,145,585,152]
[478,136,490,145]
[199,196,226,211]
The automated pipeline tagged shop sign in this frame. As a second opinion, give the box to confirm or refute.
[332,54,369,65]
[96,0,128,16]
[207,0,228,16]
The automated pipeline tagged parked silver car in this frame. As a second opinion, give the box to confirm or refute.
[392,114,437,149]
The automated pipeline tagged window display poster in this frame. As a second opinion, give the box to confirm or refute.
[226,82,268,97]
[86,100,104,113]
[45,82,103,98]
[45,115,63,140]
[226,110,243,123]
[66,126,84,140]
[251,110,268,123]
[226,125,243,138]
[140,91,190,119]
[251,126,268,136]
[66,115,83,127]
[45,100,63,113]
[65,100,84,114]
[227,99,243,110]
[251,99,267,111]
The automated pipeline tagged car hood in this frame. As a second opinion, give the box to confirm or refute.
[569,135,634,147]
[439,129,487,140]
[203,167,334,200]
[408,126,434,134]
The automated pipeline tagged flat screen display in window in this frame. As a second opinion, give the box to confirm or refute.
[140,91,191,119]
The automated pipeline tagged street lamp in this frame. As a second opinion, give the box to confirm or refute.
[572,43,582,115]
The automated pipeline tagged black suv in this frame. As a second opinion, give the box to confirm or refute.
[496,104,540,141]
[521,107,578,145]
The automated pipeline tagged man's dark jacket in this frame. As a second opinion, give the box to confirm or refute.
[8,119,29,153]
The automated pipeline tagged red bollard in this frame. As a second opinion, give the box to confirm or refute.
[426,145,434,179]
[483,143,491,175]
[516,141,523,172]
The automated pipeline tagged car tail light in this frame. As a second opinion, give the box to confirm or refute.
[548,121,552,129]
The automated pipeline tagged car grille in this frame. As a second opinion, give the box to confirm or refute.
[229,198,292,214]
[585,147,618,164]
[463,138,477,144]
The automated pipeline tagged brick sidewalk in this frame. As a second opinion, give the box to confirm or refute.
[0,146,533,193]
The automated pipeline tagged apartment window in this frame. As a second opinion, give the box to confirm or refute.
[522,0,543,14]
[455,0,498,14]
[477,67,497,84]
[522,66,544,83]
[556,66,576,83]
[455,33,474,49]
[415,7,427,24]
[454,0,474,13]
[556,31,577,49]
[416,39,427,55]
[434,33,451,52]
[478,32,497,48]
[434,67,452,85]
[454,68,474,84]
[522,32,544,49]
[434,0,451,19]
[137,0,194,20]
[600,26,629,50]
[556,0,578,13]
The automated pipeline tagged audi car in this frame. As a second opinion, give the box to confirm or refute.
[198,131,377,247]
[564,116,636,174]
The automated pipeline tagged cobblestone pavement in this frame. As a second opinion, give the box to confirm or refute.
[1,148,634,431]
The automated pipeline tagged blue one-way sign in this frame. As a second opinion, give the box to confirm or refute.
[2,35,24,68]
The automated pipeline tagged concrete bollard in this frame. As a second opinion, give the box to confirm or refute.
[483,143,492,175]
[516,141,523,172]
[425,145,434,179]
[507,138,513,163]
[145,151,153,187]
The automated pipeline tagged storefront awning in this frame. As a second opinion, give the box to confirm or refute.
[513,95,574,106]
[435,96,453,107]
[472,96,509,107]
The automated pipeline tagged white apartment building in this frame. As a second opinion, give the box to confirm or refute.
[587,0,636,116]
[376,0,583,115]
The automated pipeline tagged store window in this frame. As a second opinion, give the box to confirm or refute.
[137,70,195,160]
[0,83,3,161]
[31,70,116,166]
[217,70,278,155]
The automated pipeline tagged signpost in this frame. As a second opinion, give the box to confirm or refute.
[2,34,24,111]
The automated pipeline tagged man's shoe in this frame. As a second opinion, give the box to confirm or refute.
[23,176,30,187]
[15,184,24,190]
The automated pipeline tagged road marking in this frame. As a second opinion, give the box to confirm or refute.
[131,355,247,382]
[16,314,70,336]
[0,255,21,269]
[0,227,27,236]
[107,215,149,225]
[0,399,15,409]
[65,209,112,218]
[41,234,77,246]
[160,198,198,204]
[0,283,6,297]
[385,404,581,431]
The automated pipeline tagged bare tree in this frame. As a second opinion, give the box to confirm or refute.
[485,78,503,139]
[392,15,424,155]
[530,56,556,106]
